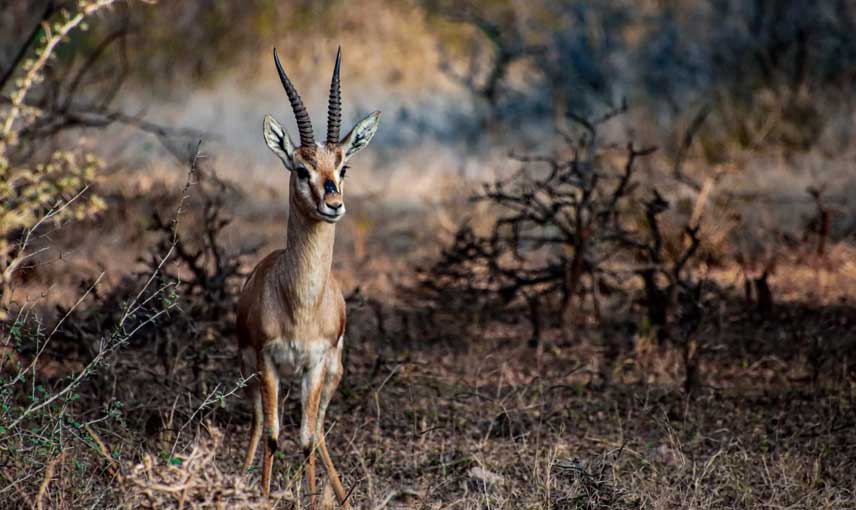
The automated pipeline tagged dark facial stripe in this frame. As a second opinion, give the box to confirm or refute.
[308,179,322,204]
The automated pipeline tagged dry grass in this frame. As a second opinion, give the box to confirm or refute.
[124,427,293,509]
[90,332,852,510]
[3,147,854,509]
[3,149,853,504]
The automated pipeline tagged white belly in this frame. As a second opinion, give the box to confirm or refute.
[263,337,336,378]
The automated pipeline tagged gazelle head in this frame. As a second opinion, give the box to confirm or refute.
[263,47,381,224]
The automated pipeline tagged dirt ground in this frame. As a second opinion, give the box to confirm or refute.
[3,165,854,510]
[145,318,856,510]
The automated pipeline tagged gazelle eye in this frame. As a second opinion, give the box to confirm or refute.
[339,165,349,179]
[295,166,310,180]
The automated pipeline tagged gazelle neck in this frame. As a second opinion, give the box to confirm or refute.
[280,197,336,307]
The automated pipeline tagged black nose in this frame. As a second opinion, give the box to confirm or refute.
[327,201,343,210]
[324,179,338,195]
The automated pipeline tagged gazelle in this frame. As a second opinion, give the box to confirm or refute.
[237,47,380,508]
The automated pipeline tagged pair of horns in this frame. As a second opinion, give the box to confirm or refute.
[273,47,342,148]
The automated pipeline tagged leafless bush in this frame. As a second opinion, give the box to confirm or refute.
[139,154,255,390]
[423,109,701,328]
[417,107,714,392]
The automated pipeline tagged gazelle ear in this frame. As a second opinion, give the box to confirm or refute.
[263,114,297,170]
[340,111,381,160]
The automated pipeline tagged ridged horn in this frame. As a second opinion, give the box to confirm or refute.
[273,47,315,148]
[326,47,342,145]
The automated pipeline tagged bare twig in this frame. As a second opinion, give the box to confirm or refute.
[33,450,66,510]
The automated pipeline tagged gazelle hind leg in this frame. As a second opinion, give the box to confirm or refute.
[241,349,263,473]
[316,340,349,507]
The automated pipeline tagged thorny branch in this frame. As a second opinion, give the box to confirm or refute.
[3,141,203,433]
[419,108,708,351]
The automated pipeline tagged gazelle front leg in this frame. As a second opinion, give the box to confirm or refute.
[316,340,349,507]
[259,352,280,496]
[301,360,325,510]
